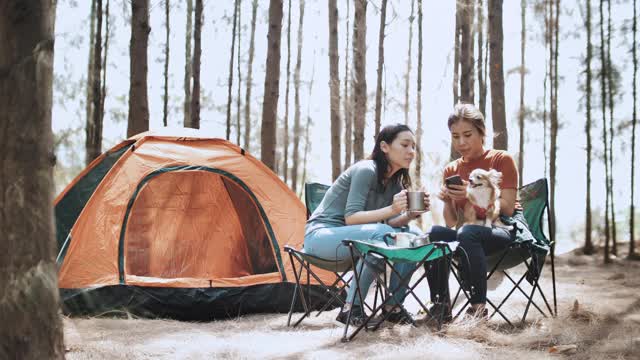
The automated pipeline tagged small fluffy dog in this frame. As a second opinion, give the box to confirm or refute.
[463,168,503,227]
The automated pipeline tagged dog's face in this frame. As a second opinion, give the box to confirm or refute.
[468,168,502,192]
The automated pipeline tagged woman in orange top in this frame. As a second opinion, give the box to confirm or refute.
[425,103,532,322]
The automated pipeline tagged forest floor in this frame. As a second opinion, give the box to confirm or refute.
[63,249,640,359]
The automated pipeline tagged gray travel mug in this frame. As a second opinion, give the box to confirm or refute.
[407,191,425,211]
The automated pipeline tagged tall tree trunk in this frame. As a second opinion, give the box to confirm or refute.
[184,0,193,126]
[99,0,110,145]
[630,0,638,259]
[549,0,559,254]
[282,0,291,181]
[373,0,387,137]
[453,0,461,105]
[352,0,367,161]
[599,0,611,263]
[236,0,242,145]
[459,0,474,103]
[343,0,352,170]
[163,0,170,127]
[301,53,316,196]
[488,0,507,150]
[416,0,423,188]
[226,0,239,141]
[517,0,525,188]
[477,0,487,116]
[190,0,202,129]
[261,0,284,171]
[87,0,103,163]
[127,0,150,137]
[606,0,617,256]
[84,0,97,165]
[291,0,305,191]
[584,0,595,255]
[404,0,415,126]
[544,0,551,179]
[329,0,342,180]
[244,0,258,151]
[0,1,65,357]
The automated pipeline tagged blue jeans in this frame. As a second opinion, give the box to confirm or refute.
[427,224,514,304]
[304,223,419,306]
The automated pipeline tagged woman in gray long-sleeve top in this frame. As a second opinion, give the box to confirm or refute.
[304,124,430,326]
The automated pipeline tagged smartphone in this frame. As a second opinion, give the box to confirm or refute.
[445,175,463,188]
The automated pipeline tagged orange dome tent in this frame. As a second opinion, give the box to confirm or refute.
[55,128,334,319]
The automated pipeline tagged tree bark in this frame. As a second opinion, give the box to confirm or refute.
[549,0,559,253]
[301,55,316,197]
[87,0,103,164]
[163,0,170,127]
[416,0,423,188]
[190,0,202,129]
[291,0,305,192]
[329,0,341,180]
[84,0,97,164]
[282,0,291,180]
[373,0,387,137]
[184,0,193,126]
[99,0,110,149]
[226,0,239,140]
[488,0,507,150]
[459,0,474,103]
[599,0,611,263]
[343,0,352,170]
[584,0,595,255]
[261,0,284,171]
[236,0,242,145]
[0,1,64,357]
[517,0,525,187]
[127,0,150,137]
[453,0,461,105]
[244,0,258,151]
[606,0,617,255]
[404,0,414,126]
[630,0,638,259]
[352,0,367,161]
[477,0,487,117]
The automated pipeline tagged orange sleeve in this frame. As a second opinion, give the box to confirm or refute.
[496,152,518,189]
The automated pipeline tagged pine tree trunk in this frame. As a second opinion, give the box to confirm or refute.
[544,0,551,179]
[261,0,284,171]
[291,0,305,191]
[190,0,202,129]
[244,0,258,151]
[236,0,242,145]
[88,0,103,162]
[352,0,367,161]
[282,0,292,181]
[630,0,638,259]
[459,0,474,103]
[453,0,461,106]
[404,0,414,126]
[84,0,97,165]
[329,0,342,180]
[184,0,193,127]
[488,0,507,150]
[477,0,487,117]
[517,0,525,187]
[416,0,423,188]
[163,0,170,127]
[549,0,560,253]
[343,0,352,170]
[99,0,110,145]
[300,50,316,196]
[127,0,150,137]
[599,0,611,263]
[0,1,65,357]
[226,0,239,141]
[584,0,595,255]
[373,0,387,137]
[606,0,617,255]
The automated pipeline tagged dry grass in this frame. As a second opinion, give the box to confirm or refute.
[64,253,640,359]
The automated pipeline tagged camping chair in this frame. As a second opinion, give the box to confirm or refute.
[341,239,454,342]
[450,178,557,326]
[286,183,386,327]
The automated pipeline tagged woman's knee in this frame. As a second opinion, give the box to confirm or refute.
[368,224,395,241]
[457,224,489,244]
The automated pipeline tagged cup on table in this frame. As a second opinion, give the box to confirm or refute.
[407,191,425,212]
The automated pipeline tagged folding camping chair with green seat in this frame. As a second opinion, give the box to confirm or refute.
[285,183,385,327]
[341,239,454,342]
[450,178,557,326]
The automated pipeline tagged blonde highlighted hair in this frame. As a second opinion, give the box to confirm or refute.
[447,103,486,140]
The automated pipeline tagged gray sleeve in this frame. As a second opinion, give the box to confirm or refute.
[344,165,376,217]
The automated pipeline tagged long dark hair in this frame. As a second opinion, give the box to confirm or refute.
[368,124,413,192]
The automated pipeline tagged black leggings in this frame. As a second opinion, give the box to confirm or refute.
[427,225,514,304]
